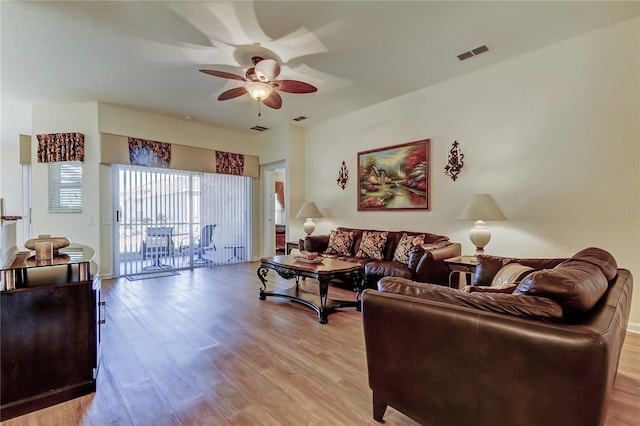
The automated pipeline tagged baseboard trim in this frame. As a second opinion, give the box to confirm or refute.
[627,322,640,334]
[1,381,96,421]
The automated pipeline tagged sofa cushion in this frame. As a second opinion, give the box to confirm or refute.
[356,231,389,260]
[325,229,356,256]
[491,263,534,287]
[513,261,608,316]
[565,247,617,281]
[393,233,425,264]
[474,255,568,286]
[378,277,563,321]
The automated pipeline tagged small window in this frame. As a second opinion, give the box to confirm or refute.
[48,162,83,213]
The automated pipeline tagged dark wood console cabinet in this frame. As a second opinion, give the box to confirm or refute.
[0,246,103,421]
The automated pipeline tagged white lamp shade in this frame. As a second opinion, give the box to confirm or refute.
[296,201,323,219]
[296,201,323,235]
[457,194,506,221]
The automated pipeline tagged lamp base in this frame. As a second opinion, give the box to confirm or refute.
[303,218,316,235]
[469,220,491,254]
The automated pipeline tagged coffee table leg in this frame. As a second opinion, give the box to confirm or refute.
[318,278,329,324]
[257,264,269,300]
[354,272,365,312]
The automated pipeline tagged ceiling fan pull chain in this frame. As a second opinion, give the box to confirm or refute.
[258,101,262,117]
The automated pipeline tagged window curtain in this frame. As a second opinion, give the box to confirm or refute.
[128,137,171,168]
[275,181,285,209]
[36,132,85,163]
[215,151,244,176]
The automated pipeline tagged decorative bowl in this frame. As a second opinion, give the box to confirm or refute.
[24,236,71,255]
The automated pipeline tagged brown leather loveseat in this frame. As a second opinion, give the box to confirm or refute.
[362,247,633,426]
[301,227,461,287]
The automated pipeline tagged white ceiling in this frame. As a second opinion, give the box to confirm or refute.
[2,1,639,133]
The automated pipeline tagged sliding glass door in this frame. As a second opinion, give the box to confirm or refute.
[114,165,251,278]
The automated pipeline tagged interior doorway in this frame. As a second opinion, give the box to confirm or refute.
[274,169,286,254]
[262,163,286,257]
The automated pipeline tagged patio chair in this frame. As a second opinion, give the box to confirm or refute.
[193,224,216,265]
[142,226,174,270]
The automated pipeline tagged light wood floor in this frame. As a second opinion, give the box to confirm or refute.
[2,262,639,425]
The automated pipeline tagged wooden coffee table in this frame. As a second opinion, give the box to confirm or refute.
[257,255,364,324]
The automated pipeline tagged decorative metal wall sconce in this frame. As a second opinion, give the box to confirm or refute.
[337,161,349,189]
[444,141,464,181]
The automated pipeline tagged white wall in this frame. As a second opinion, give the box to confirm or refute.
[31,102,100,254]
[98,103,258,154]
[304,18,640,327]
[0,100,31,243]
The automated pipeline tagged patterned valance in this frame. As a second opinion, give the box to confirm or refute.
[36,133,85,163]
[215,151,245,176]
[128,137,171,168]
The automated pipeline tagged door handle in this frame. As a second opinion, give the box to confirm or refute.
[98,300,106,324]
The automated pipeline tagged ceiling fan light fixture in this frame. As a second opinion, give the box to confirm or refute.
[245,81,274,101]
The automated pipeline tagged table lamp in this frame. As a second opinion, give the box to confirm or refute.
[457,194,506,254]
[296,201,323,235]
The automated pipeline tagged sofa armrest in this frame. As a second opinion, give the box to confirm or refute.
[413,242,461,285]
[362,277,631,426]
[302,234,330,253]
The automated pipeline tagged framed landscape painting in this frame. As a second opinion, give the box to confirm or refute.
[357,139,430,211]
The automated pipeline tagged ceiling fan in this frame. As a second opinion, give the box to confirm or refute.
[199,56,317,114]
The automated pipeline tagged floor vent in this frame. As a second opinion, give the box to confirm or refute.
[250,125,269,132]
[457,44,490,61]
[293,116,307,122]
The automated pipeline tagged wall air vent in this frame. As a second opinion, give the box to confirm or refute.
[293,116,307,122]
[457,44,490,61]
[250,125,269,132]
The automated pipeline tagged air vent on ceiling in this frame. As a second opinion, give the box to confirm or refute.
[250,125,269,132]
[457,44,490,61]
[292,116,307,122]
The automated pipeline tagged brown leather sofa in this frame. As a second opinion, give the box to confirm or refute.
[362,247,633,426]
[300,227,461,287]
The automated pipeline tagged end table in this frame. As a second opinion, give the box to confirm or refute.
[444,256,478,288]
[286,241,299,254]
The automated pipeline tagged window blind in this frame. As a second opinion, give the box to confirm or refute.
[116,164,252,277]
[48,161,83,213]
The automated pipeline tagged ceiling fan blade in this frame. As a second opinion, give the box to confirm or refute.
[199,69,246,81]
[274,80,317,94]
[262,92,283,109]
[218,87,247,101]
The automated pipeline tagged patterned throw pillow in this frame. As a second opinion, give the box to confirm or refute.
[393,233,426,264]
[491,263,534,287]
[325,229,356,256]
[355,231,389,260]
